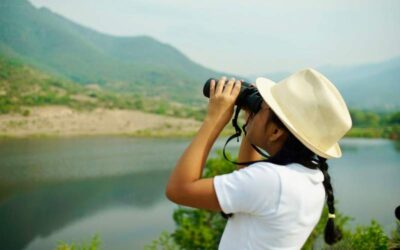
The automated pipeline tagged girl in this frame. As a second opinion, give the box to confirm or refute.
[166,68,352,249]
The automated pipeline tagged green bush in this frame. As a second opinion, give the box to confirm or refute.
[21,109,30,116]
[324,220,388,250]
[55,234,101,250]
[144,231,181,250]
[389,222,400,249]
[350,220,388,249]
[172,208,226,250]
[387,112,400,125]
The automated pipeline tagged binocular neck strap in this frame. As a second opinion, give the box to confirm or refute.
[222,106,271,166]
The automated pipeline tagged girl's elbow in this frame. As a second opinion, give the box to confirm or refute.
[165,184,189,205]
[165,184,180,203]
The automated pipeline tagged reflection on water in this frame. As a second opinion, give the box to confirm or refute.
[394,140,400,152]
[0,137,398,250]
[0,137,195,250]
[0,136,193,183]
[0,169,172,250]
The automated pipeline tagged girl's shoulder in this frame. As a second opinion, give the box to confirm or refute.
[247,161,324,183]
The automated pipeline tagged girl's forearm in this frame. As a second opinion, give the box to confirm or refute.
[166,78,240,209]
[167,118,224,187]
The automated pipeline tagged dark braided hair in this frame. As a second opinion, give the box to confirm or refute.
[317,155,343,244]
[222,110,342,245]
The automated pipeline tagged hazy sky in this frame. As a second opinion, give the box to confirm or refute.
[29,0,400,75]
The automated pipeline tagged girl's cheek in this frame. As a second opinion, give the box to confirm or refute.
[247,118,260,137]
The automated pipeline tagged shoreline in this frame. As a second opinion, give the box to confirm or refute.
[0,133,394,140]
[0,106,202,139]
[0,106,397,140]
[0,127,396,141]
[0,127,236,139]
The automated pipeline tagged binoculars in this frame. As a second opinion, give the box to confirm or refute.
[203,78,263,114]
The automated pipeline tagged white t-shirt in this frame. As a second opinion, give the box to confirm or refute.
[213,161,325,250]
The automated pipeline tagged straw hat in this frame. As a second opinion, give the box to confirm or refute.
[256,68,352,159]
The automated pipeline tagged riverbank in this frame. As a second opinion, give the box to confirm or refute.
[0,106,398,140]
[0,106,202,138]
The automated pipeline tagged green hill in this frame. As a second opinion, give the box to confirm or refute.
[0,55,206,119]
[0,55,135,114]
[2,0,398,112]
[0,0,221,104]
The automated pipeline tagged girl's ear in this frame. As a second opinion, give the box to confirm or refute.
[268,125,288,143]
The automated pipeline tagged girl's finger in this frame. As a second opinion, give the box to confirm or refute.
[216,76,226,94]
[210,79,216,97]
[224,78,235,94]
[231,80,242,96]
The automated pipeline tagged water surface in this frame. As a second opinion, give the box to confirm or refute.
[0,137,398,249]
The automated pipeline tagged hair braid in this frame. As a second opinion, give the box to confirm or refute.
[317,156,342,245]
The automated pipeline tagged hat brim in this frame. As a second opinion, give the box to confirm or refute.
[255,77,342,159]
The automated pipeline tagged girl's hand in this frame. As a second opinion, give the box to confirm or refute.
[205,77,241,129]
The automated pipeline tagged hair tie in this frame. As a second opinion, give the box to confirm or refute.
[328,213,336,219]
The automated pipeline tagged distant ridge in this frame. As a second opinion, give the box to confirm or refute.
[319,56,400,111]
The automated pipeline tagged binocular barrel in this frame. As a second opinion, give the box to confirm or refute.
[202,78,252,100]
[202,78,263,114]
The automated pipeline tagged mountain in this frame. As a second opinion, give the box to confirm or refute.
[0,55,136,114]
[256,57,400,112]
[0,0,222,104]
[0,55,206,120]
[1,0,398,111]
[319,57,400,112]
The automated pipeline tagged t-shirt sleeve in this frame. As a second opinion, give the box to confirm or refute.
[213,163,281,215]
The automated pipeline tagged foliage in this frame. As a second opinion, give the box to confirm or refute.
[0,0,221,105]
[202,150,238,178]
[144,231,180,250]
[389,222,400,250]
[169,151,235,250]
[0,55,207,120]
[55,234,101,250]
[3,54,400,128]
[350,109,381,127]
[172,208,225,250]
[345,126,399,140]
[349,220,388,249]
[323,220,389,250]
[347,109,400,140]
[302,206,351,250]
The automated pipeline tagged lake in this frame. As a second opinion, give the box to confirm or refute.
[0,136,399,250]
